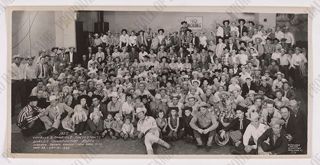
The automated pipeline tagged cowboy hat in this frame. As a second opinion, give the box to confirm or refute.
[215,131,230,146]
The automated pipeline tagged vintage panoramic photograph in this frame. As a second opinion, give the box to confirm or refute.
[10,9,308,155]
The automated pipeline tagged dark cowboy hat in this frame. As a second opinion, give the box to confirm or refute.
[160,56,168,62]
[169,107,179,112]
[138,30,145,33]
[158,28,164,33]
[239,41,247,46]
[28,96,38,102]
[181,20,187,25]
[215,132,230,146]
[234,105,248,113]
[121,29,128,33]
[223,20,230,24]
[183,106,193,113]
[239,47,246,52]
[92,95,102,101]
[248,21,255,26]
[238,19,246,24]
[216,36,225,42]
[273,38,280,42]
[78,95,89,101]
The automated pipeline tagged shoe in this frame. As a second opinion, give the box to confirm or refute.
[40,128,57,137]
[197,144,204,149]
[205,145,212,152]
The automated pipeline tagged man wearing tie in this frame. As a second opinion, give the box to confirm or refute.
[238,19,248,38]
[219,105,250,149]
[137,30,146,48]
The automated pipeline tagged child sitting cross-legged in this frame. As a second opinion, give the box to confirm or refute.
[181,106,194,142]
[167,107,180,141]
[110,113,123,139]
[156,110,168,138]
[102,113,114,138]
[120,117,135,140]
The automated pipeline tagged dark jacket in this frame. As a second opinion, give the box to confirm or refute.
[223,117,250,134]
[241,82,258,97]
[237,25,248,36]
[258,128,288,154]
[283,110,307,146]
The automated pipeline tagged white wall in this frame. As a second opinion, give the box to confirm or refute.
[258,13,277,29]
[104,11,263,33]
[12,11,76,57]
[12,11,56,57]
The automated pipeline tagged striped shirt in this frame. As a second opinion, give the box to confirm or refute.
[17,105,41,129]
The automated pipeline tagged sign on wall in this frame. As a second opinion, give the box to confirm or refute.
[185,16,203,30]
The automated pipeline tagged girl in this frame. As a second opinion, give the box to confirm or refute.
[119,29,129,48]
[156,110,168,137]
[120,117,135,140]
[167,107,180,141]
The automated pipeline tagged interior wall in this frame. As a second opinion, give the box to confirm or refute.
[12,11,77,58]
[12,11,56,57]
[103,11,262,33]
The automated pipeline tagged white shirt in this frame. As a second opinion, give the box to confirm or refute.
[121,101,134,115]
[119,34,129,45]
[290,53,307,67]
[279,54,290,66]
[12,63,24,80]
[216,26,224,37]
[284,32,295,45]
[139,51,148,62]
[275,31,285,40]
[243,123,268,147]
[237,53,248,65]
[23,63,37,80]
[199,36,207,47]
[137,116,158,134]
[69,52,74,63]
[96,51,105,61]
[129,35,137,46]
[271,52,281,61]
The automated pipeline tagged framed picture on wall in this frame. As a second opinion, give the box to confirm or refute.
[185,16,203,30]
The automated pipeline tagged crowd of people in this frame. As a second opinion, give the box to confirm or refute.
[12,18,308,155]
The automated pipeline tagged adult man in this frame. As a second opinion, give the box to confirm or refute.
[23,56,38,97]
[87,95,108,135]
[12,54,24,113]
[17,96,46,136]
[136,107,171,154]
[257,118,288,155]
[189,103,219,150]
[220,105,250,147]
[41,95,74,136]
[241,77,257,97]
[241,112,268,154]
[238,19,248,38]
[286,100,307,153]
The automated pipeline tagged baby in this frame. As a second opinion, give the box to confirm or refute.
[90,107,103,126]
[120,117,135,140]
[156,111,167,137]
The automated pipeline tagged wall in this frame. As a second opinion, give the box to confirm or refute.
[12,11,56,57]
[258,13,277,29]
[103,11,262,33]
[12,11,77,57]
